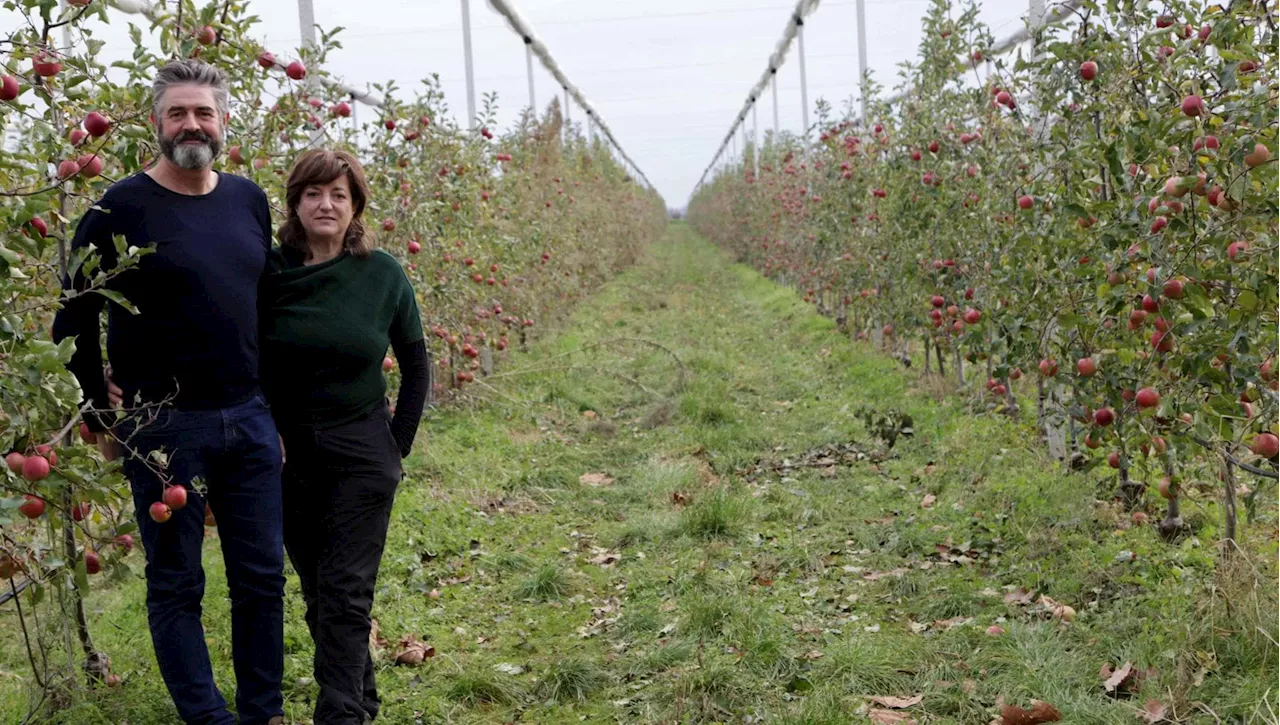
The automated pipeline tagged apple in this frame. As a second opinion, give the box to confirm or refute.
[928,140,939,153]
[204,504,216,527]
[1227,240,1249,261]
[32,51,62,77]
[84,551,101,575]
[986,625,1004,636]
[228,146,245,164]
[1238,59,1259,73]
[333,102,352,117]
[1162,279,1184,299]
[28,217,48,238]
[1156,14,1175,28]
[115,534,134,553]
[882,324,894,337]
[1017,195,1033,210]
[407,241,421,254]
[1077,357,1098,377]
[930,295,945,308]
[71,502,91,522]
[963,308,981,324]
[285,61,306,80]
[149,502,172,523]
[1136,387,1160,409]
[1164,176,1187,198]
[1094,408,1115,426]
[22,455,50,481]
[57,159,81,181]
[1106,451,1121,468]
[0,75,19,101]
[257,51,276,69]
[384,118,396,130]
[1253,433,1279,458]
[910,149,921,161]
[1151,330,1174,353]
[1039,359,1058,377]
[5,452,24,473]
[1080,60,1098,81]
[1142,294,1160,313]
[19,495,45,519]
[1244,143,1270,168]
[77,154,103,178]
[162,485,187,510]
[382,218,396,232]
[382,356,395,372]
[196,25,217,45]
[1180,95,1205,117]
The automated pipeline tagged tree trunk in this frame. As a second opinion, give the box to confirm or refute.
[1221,457,1238,556]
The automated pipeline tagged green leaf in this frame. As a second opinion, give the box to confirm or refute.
[1237,289,1258,311]
[92,288,139,314]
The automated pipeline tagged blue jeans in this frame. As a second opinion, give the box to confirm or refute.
[121,394,285,725]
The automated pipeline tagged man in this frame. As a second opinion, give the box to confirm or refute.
[51,59,285,725]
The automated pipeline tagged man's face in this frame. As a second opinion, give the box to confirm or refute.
[154,84,224,170]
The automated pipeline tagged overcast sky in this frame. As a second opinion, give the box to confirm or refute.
[19,0,1039,204]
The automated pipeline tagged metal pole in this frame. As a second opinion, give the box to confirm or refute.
[298,0,322,146]
[752,100,760,177]
[1028,0,1046,59]
[797,18,809,144]
[460,0,477,130]
[855,0,869,123]
[563,86,570,144]
[524,38,536,113]
[770,69,780,138]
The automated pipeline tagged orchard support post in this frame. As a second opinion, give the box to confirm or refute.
[797,18,810,146]
[771,68,780,139]
[752,100,760,178]
[524,37,536,113]
[855,0,869,122]
[460,0,477,130]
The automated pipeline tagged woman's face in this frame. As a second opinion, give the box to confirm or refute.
[297,174,354,243]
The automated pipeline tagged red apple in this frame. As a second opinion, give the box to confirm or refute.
[115,534,134,553]
[1017,195,1033,210]
[32,51,62,77]
[149,502,172,523]
[196,25,217,45]
[1227,240,1249,261]
[930,295,945,308]
[1039,359,1058,377]
[1253,433,1279,458]
[162,485,187,511]
[1077,357,1098,377]
[19,495,45,519]
[1142,294,1160,313]
[1080,61,1098,81]
[332,102,351,117]
[84,550,101,574]
[0,75,19,101]
[382,356,394,372]
[1136,387,1160,409]
[57,159,81,180]
[1094,408,1115,426]
[382,218,396,232]
[71,501,91,522]
[1180,95,1205,117]
[1162,279,1184,299]
[285,61,306,80]
[963,308,981,324]
[407,241,421,254]
[5,452,24,473]
[21,455,50,481]
[257,51,276,69]
[77,153,103,178]
[1244,143,1270,168]
[1107,451,1121,468]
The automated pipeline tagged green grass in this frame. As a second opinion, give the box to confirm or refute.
[2,222,1275,724]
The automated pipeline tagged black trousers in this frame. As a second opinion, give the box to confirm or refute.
[280,405,401,725]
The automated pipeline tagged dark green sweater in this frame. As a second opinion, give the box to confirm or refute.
[261,246,425,436]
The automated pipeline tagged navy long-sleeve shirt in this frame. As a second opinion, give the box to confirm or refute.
[51,172,273,431]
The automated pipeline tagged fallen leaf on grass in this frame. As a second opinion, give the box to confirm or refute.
[1135,699,1167,723]
[580,472,614,487]
[1000,700,1062,724]
[393,636,436,666]
[1004,587,1036,605]
[863,568,910,582]
[933,616,971,630]
[671,491,691,506]
[1102,661,1134,693]
[369,618,388,657]
[869,694,923,708]
[869,709,919,724]
[588,550,621,567]
[798,649,824,660]
[494,662,524,675]
[921,494,937,508]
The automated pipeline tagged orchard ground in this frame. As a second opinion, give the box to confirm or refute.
[2,224,1274,724]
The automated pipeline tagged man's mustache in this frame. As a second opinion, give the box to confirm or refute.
[173,131,213,144]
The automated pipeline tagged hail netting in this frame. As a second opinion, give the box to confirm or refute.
[106,0,387,107]
[694,0,822,192]
[484,0,655,192]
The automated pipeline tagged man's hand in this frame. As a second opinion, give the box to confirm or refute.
[105,365,124,408]
[95,432,122,462]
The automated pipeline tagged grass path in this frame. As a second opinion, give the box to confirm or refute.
[4,223,1275,724]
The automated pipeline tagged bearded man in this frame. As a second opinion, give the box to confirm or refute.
[52,58,286,725]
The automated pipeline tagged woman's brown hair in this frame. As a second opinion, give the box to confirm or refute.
[278,148,373,258]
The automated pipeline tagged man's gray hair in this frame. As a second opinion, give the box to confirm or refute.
[151,59,230,121]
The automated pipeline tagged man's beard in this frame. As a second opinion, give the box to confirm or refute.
[159,128,223,170]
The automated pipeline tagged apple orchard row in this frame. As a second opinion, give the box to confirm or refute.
[0,0,664,604]
[689,0,1277,529]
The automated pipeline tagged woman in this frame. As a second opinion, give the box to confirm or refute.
[260,148,430,725]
